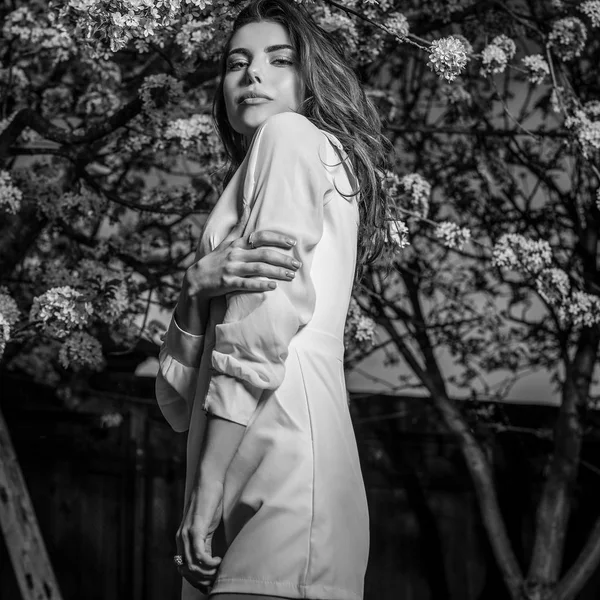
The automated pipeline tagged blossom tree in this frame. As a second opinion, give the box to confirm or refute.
[1,0,600,599]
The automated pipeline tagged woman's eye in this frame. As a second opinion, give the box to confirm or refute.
[272,58,294,66]
[228,61,247,70]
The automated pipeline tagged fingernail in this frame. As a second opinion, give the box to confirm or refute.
[269,282,277,289]
[291,260,301,268]
[287,239,296,246]
[286,271,295,279]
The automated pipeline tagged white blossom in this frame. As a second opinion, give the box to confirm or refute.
[560,291,600,328]
[480,35,516,76]
[344,297,376,351]
[492,233,552,274]
[579,0,600,28]
[400,173,431,219]
[427,36,469,82]
[0,313,10,361]
[389,219,410,250]
[0,287,20,327]
[548,17,587,61]
[434,221,472,250]
[565,109,600,159]
[584,100,600,119]
[0,170,23,214]
[535,268,570,305]
[491,35,516,60]
[164,114,214,148]
[99,412,124,428]
[385,12,409,39]
[29,286,93,339]
[481,44,509,75]
[521,54,550,85]
[58,331,105,371]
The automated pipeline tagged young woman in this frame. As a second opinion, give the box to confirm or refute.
[155,1,393,599]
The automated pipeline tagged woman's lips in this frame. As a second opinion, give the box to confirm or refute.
[240,97,271,105]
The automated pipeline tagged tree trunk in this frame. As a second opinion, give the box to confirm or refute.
[527,327,600,597]
[0,406,64,600]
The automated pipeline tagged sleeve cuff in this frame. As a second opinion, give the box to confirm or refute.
[164,314,205,368]
[155,369,191,432]
[203,372,262,426]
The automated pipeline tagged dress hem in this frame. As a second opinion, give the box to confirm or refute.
[209,576,362,600]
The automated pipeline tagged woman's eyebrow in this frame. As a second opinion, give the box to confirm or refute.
[227,44,294,58]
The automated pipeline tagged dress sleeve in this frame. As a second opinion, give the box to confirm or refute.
[155,314,205,432]
[155,217,208,433]
[203,112,334,426]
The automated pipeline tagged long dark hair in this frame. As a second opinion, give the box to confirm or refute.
[212,0,394,286]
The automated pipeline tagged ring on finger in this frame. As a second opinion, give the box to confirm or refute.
[248,231,256,249]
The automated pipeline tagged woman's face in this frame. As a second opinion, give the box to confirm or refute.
[223,20,304,139]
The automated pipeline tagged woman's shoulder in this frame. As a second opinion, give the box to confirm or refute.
[254,112,325,150]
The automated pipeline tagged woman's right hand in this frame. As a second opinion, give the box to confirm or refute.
[186,207,301,298]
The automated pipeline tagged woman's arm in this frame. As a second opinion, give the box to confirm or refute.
[202,112,334,426]
[194,414,247,487]
[156,223,301,432]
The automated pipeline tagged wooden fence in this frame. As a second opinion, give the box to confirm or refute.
[2,373,600,600]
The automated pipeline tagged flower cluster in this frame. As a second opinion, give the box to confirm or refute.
[29,286,93,339]
[72,258,131,325]
[388,219,410,250]
[175,17,217,59]
[0,170,23,214]
[481,44,508,75]
[385,12,409,39]
[521,54,550,85]
[492,233,552,274]
[76,84,121,117]
[548,17,587,61]
[399,173,431,219]
[565,109,600,159]
[480,35,516,75]
[427,36,469,82]
[164,114,214,148]
[381,170,401,198]
[584,100,600,118]
[0,313,10,361]
[344,297,376,352]
[0,287,20,328]
[559,291,600,328]
[99,412,124,428]
[579,0,600,28]
[3,6,75,64]
[58,331,105,371]
[434,221,472,250]
[535,268,570,306]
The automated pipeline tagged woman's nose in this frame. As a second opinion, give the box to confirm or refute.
[246,65,262,84]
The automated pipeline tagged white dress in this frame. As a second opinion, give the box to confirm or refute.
[155,112,370,600]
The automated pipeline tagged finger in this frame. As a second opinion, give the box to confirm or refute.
[187,527,222,570]
[239,248,302,271]
[254,230,297,249]
[223,277,278,293]
[234,230,296,250]
[236,262,297,282]
[180,568,216,594]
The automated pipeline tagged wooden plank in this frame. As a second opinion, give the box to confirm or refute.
[0,406,64,600]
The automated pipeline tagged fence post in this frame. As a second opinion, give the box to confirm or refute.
[0,406,64,600]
